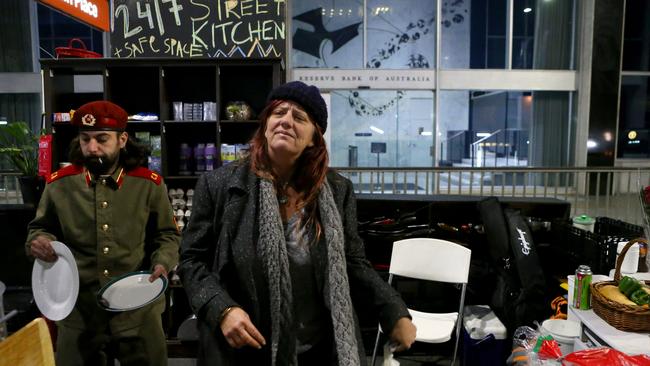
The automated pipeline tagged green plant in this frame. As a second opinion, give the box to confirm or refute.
[0,121,39,176]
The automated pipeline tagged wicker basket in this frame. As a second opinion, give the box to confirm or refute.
[590,238,650,332]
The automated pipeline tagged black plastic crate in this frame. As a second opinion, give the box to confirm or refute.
[551,217,645,274]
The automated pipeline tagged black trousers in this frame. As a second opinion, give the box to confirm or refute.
[297,337,337,366]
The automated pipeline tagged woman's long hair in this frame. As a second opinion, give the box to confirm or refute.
[68,133,150,171]
[250,99,329,235]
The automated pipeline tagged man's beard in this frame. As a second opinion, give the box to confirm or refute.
[84,153,119,175]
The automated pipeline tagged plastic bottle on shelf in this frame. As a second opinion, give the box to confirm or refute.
[179,143,192,175]
[194,143,206,173]
[204,143,216,171]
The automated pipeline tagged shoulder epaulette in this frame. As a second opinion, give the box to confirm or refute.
[126,167,162,185]
[47,164,83,184]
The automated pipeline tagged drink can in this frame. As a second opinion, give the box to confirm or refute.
[573,265,593,309]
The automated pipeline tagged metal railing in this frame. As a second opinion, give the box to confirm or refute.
[469,128,528,167]
[2,167,649,226]
[336,166,650,226]
[439,130,467,164]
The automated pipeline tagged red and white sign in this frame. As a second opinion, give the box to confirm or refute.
[39,0,110,32]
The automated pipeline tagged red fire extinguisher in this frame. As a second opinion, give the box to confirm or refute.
[38,114,53,177]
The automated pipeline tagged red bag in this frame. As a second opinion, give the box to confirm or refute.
[563,348,650,366]
[38,134,53,177]
[55,38,102,59]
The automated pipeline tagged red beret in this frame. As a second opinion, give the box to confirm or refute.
[71,101,128,130]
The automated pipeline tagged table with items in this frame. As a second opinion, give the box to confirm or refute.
[568,306,650,355]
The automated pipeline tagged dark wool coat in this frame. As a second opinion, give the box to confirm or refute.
[178,160,410,365]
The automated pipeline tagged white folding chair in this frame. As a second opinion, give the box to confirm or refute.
[371,238,472,366]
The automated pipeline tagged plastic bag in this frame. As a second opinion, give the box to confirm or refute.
[509,325,563,365]
[509,324,650,366]
[563,348,650,366]
[533,335,562,360]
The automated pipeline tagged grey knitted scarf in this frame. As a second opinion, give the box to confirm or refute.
[258,179,360,366]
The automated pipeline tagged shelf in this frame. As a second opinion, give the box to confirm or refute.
[165,175,201,180]
[52,120,162,126]
[163,120,218,124]
[128,120,161,124]
[219,120,259,125]
[42,58,282,175]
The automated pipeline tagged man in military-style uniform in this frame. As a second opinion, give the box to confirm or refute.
[26,100,180,366]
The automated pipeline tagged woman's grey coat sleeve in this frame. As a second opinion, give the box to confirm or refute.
[177,173,238,331]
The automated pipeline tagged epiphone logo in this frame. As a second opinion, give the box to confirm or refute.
[61,0,99,18]
[516,227,531,255]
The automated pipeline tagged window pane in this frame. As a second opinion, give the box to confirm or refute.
[512,36,533,69]
[366,0,436,69]
[440,0,473,68]
[38,4,104,59]
[443,0,508,69]
[291,1,364,68]
[487,37,506,68]
[618,76,650,158]
[439,90,572,167]
[329,90,434,167]
[1,0,33,72]
[622,1,650,71]
[0,93,41,170]
[512,0,575,70]
[465,0,507,69]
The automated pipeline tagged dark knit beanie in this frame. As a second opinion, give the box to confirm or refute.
[267,81,328,132]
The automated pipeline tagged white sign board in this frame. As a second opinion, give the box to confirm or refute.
[293,69,436,90]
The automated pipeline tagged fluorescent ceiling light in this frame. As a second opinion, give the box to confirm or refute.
[420,131,433,136]
[370,125,385,134]
[0,121,7,125]
[476,132,490,137]
[587,140,597,148]
[524,7,532,13]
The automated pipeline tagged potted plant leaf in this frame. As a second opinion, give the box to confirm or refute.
[0,121,43,205]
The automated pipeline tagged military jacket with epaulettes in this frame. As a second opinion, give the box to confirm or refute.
[26,164,180,329]
[27,164,180,287]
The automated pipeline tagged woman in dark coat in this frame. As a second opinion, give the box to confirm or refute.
[178,81,416,366]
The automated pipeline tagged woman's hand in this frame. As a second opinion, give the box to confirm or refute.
[220,307,267,349]
[389,317,417,352]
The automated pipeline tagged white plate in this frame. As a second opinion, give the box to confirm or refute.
[31,241,79,321]
[97,271,167,312]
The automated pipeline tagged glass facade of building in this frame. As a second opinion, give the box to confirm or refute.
[291,0,578,168]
